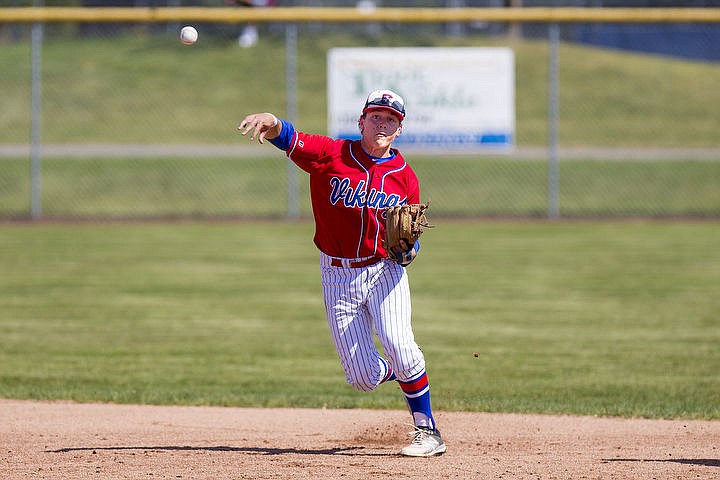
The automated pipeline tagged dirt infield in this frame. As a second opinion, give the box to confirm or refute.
[2,400,719,479]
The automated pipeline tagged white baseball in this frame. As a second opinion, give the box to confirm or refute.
[180,26,198,45]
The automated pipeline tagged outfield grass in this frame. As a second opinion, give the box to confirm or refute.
[2,32,720,146]
[2,155,719,218]
[1,221,718,419]
[2,31,719,219]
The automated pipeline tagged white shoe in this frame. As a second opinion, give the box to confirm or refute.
[400,426,447,457]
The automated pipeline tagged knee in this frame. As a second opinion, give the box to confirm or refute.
[346,374,377,392]
[344,362,386,392]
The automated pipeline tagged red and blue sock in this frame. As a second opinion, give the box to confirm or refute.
[398,371,436,430]
[380,357,397,383]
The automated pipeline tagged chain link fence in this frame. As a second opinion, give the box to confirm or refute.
[1,6,719,219]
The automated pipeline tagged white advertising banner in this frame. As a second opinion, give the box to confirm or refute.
[327,47,515,152]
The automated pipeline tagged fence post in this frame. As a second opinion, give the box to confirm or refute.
[30,14,43,220]
[547,23,560,219]
[285,22,299,220]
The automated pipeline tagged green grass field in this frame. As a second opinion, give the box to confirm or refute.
[2,32,720,146]
[2,31,719,219]
[1,220,718,419]
[1,26,718,420]
[2,155,719,218]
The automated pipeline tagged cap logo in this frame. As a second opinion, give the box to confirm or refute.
[363,89,406,119]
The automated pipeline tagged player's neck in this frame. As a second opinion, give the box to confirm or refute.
[363,148,396,163]
[359,140,393,160]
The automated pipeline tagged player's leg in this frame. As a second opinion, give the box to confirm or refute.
[368,261,446,456]
[320,260,393,391]
[368,262,433,424]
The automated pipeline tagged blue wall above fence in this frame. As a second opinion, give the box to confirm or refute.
[577,23,720,62]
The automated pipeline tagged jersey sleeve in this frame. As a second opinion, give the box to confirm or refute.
[286,132,345,175]
[268,118,295,151]
[405,162,422,205]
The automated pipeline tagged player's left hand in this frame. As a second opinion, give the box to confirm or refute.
[237,112,279,144]
[392,239,417,267]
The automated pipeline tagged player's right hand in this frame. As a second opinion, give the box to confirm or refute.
[237,112,279,144]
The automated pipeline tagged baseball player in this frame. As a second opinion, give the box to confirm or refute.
[238,89,446,457]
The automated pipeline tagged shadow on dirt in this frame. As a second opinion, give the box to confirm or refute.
[604,458,720,467]
[47,444,396,457]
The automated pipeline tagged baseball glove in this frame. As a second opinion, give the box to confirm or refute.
[384,202,434,265]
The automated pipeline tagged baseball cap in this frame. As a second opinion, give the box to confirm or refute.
[363,89,406,120]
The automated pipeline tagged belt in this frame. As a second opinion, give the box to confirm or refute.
[330,257,381,268]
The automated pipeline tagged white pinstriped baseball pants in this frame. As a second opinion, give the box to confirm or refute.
[320,252,426,392]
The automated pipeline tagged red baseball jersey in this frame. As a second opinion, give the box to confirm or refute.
[285,131,420,259]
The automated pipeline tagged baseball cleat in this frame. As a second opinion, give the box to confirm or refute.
[400,426,447,457]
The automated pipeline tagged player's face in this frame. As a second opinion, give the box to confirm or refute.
[359,110,402,156]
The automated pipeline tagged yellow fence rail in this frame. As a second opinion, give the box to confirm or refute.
[1,7,720,24]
